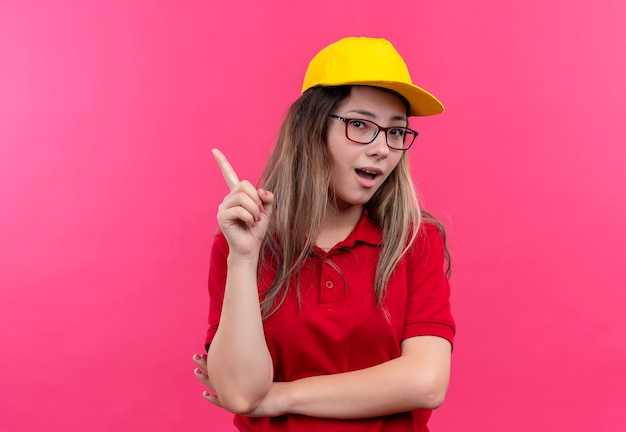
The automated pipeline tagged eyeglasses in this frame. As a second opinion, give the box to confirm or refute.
[329,114,418,150]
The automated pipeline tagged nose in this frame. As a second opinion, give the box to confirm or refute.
[366,130,390,159]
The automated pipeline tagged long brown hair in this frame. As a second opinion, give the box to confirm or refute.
[258,85,449,318]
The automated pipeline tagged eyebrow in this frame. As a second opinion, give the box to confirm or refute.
[344,109,407,122]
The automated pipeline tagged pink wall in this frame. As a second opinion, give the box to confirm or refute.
[1,1,625,431]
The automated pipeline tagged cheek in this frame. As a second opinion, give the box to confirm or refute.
[389,153,404,171]
[329,142,358,168]
[379,155,404,184]
[327,126,347,150]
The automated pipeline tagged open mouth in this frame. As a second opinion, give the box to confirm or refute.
[355,168,379,180]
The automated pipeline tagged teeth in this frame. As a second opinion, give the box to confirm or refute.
[360,169,377,175]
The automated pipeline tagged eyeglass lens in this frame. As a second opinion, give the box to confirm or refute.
[346,119,415,149]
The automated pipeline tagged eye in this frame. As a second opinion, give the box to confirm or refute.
[388,127,406,137]
[347,120,366,129]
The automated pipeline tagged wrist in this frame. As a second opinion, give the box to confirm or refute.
[227,252,259,267]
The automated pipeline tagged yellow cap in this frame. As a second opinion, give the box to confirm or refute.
[301,37,443,117]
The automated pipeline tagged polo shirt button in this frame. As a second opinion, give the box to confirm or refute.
[325,281,334,289]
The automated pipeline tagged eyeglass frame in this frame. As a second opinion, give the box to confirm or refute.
[329,114,418,150]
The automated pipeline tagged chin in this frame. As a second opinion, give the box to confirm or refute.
[336,195,375,209]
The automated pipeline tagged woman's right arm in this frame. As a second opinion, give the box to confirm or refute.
[205,149,275,414]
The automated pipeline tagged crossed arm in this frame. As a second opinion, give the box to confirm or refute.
[194,333,451,418]
[272,335,451,418]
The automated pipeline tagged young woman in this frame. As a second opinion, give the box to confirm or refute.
[193,37,455,431]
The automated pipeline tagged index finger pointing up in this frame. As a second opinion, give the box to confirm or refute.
[211,148,240,191]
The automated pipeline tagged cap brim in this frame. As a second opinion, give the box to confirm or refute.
[317,81,444,117]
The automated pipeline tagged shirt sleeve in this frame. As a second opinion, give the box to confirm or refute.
[402,222,456,347]
[205,232,229,351]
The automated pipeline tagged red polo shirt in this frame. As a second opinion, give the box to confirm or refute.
[206,212,455,431]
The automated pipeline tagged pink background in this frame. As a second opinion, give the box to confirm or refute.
[1,1,625,431]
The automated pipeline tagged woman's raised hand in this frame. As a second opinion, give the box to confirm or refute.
[212,148,274,257]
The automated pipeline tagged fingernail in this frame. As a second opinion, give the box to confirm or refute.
[260,188,268,197]
[193,354,199,360]
[194,368,202,375]
[259,205,265,213]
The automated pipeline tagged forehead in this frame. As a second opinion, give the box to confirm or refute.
[337,86,408,120]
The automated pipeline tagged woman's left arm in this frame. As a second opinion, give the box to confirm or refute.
[194,334,451,418]
[276,335,451,418]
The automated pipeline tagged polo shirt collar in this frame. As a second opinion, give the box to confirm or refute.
[335,211,382,248]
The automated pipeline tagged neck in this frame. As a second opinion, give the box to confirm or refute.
[315,205,363,250]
